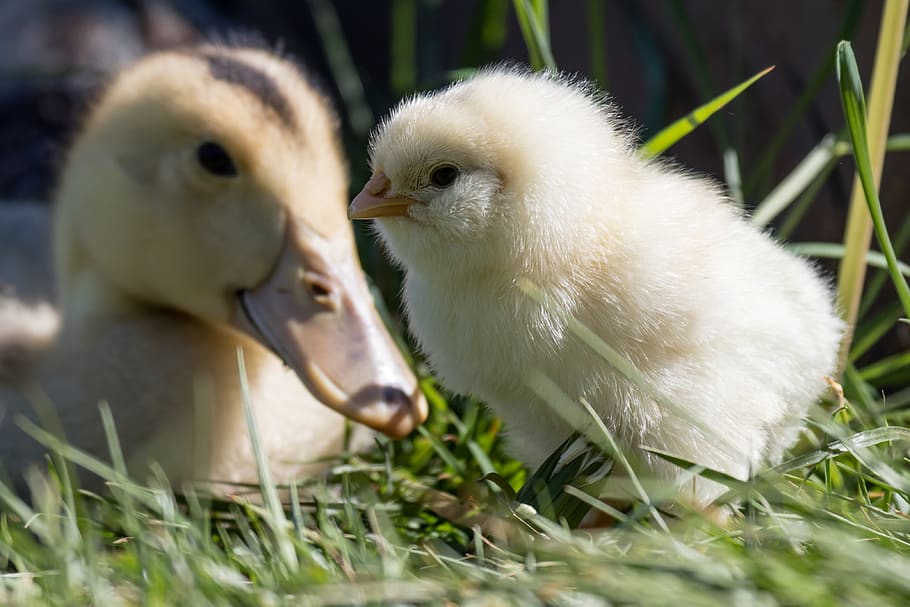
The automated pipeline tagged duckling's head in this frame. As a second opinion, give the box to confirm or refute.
[349,67,634,277]
[54,45,426,438]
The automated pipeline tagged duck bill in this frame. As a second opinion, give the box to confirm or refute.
[229,216,427,439]
[348,172,415,219]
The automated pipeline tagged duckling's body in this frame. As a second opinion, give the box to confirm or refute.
[0,46,425,494]
[1,310,360,489]
[351,67,843,505]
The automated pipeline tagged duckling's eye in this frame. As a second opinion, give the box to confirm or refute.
[196,142,238,177]
[429,165,459,188]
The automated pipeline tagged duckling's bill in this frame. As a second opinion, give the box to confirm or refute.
[348,172,415,219]
[229,216,427,439]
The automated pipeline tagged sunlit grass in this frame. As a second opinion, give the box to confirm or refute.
[3,388,910,604]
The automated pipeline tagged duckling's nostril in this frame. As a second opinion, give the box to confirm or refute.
[381,385,409,406]
[309,282,330,298]
[301,272,338,310]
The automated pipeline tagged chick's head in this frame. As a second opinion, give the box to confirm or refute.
[367,106,501,240]
[351,67,635,277]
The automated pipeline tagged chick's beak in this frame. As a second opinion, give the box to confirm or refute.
[348,172,415,220]
[229,216,428,439]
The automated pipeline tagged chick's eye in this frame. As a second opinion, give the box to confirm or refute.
[429,165,458,188]
[196,141,238,177]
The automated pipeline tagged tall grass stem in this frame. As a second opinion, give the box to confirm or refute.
[835,0,909,376]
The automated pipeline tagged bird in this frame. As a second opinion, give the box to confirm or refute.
[0,44,427,496]
[349,66,844,506]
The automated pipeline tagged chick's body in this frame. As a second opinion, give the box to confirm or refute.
[355,68,843,502]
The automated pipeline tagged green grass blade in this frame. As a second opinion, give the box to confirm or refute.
[524,373,669,531]
[751,134,839,228]
[466,440,497,477]
[481,0,511,52]
[880,132,910,150]
[834,0,909,375]
[585,0,607,87]
[787,242,910,278]
[531,0,549,40]
[308,0,374,136]
[15,418,162,511]
[777,158,839,240]
[858,350,910,384]
[390,0,418,94]
[642,66,774,157]
[836,39,910,321]
[723,148,744,208]
[512,0,556,70]
[516,432,613,528]
[415,426,466,477]
[794,237,910,363]
[512,0,541,69]
[460,0,510,67]
[774,426,910,471]
[642,447,749,489]
[843,364,880,411]
[774,132,910,239]
[850,302,904,362]
[859,213,910,317]
[236,348,298,571]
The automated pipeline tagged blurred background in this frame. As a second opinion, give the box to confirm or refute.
[1,0,907,374]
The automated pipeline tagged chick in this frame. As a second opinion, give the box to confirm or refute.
[349,67,844,504]
[0,45,426,494]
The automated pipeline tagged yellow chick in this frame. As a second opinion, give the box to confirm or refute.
[0,45,427,494]
[349,67,843,505]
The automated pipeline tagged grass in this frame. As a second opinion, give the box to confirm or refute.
[3,1,910,605]
[835,0,910,374]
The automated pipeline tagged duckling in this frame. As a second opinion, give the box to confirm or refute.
[0,45,427,494]
[349,67,843,505]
